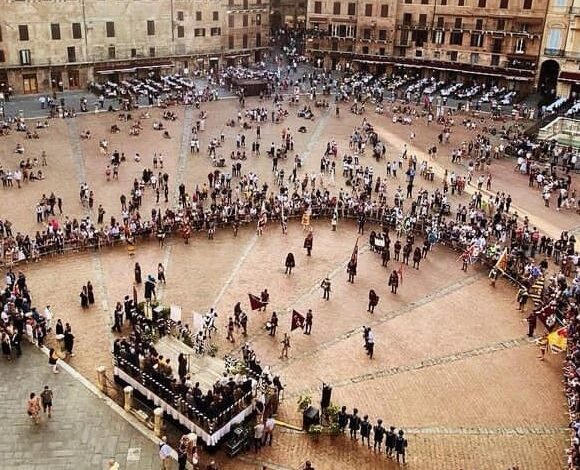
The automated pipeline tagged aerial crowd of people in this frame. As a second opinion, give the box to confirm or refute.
[0,33,579,469]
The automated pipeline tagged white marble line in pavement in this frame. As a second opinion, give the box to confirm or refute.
[213,234,259,309]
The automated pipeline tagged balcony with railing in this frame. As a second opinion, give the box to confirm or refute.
[402,21,542,34]
[397,30,412,47]
[570,6,580,14]
[506,58,536,71]
[310,12,358,22]
[564,50,580,60]
[327,30,357,40]
[544,48,565,57]
[303,50,537,78]
[227,1,269,12]
[549,5,570,14]
[86,45,174,63]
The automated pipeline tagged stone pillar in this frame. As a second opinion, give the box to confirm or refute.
[61,70,69,91]
[96,366,107,393]
[123,386,133,412]
[557,81,571,99]
[153,408,164,437]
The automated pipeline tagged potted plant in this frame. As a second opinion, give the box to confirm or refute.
[324,402,341,437]
[308,424,323,441]
[325,403,340,422]
[297,394,312,412]
[328,420,341,437]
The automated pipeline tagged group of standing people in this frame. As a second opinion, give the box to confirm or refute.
[79,281,95,309]
[336,406,408,463]
[2,46,577,470]
[2,270,75,364]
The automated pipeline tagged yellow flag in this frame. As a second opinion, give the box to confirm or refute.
[494,248,508,272]
[547,327,567,353]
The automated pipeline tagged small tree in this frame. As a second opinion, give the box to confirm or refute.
[297,394,312,412]
[325,402,341,435]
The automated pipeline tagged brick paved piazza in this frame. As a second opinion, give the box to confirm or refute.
[1,95,576,469]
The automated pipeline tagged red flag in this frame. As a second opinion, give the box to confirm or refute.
[291,310,305,331]
[249,293,266,311]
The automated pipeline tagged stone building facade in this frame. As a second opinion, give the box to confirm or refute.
[271,0,307,29]
[306,0,549,92]
[538,0,580,98]
[0,0,270,95]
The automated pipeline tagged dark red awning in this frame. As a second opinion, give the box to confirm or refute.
[560,71,580,83]
[94,59,173,73]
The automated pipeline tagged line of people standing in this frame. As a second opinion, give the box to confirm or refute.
[337,406,408,464]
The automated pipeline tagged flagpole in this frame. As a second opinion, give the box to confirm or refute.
[496,267,524,288]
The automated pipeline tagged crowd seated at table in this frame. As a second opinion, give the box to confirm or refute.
[113,331,253,432]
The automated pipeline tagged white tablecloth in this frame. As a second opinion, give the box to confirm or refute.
[114,367,253,446]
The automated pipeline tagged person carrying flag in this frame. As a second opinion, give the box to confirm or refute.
[249,292,268,311]
[347,259,357,283]
[494,248,508,272]
[348,238,359,283]
[291,310,305,332]
[304,309,313,335]
[260,289,269,312]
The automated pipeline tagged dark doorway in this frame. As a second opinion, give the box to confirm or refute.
[0,71,9,93]
[209,58,219,74]
[539,60,560,97]
[51,69,64,92]
[68,69,80,89]
[270,10,283,30]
